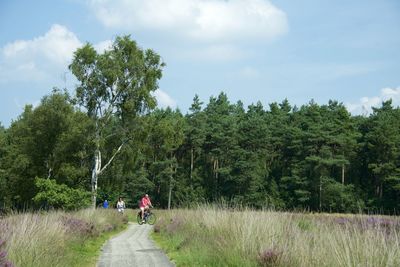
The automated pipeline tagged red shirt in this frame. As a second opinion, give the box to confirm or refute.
[140,197,151,208]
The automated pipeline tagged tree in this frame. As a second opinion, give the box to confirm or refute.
[184,95,206,201]
[33,177,91,210]
[203,93,237,200]
[233,102,270,207]
[321,177,364,212]
[0,123,7,207]
[362,101,400,210]
[69,35,165,208]
[2,91,89,208]
[146,108,185,209]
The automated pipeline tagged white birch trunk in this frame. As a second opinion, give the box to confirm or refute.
[91,149,101,209]
[91,141,126,209]
[168,159,177,210]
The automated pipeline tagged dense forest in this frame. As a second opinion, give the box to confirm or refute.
[0,36,399,213]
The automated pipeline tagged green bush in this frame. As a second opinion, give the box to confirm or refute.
[33,177,91,210]
[322,177,365,213]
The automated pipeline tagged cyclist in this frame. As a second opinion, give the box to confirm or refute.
[116,197,126,213]
[139,194,153,223]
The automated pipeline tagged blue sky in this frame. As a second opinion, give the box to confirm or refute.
[1,0,399,126]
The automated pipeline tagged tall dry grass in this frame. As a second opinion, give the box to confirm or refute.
[155,207,400,267]
[0,209,128,267]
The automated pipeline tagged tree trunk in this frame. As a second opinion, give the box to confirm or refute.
[341,164,345,185]
[190,147,194,183]
[91,149,101,209]
[91,139,126,209]
[168,174,172,210]
[319,175,322,211]
[91,170,97,209]
[168,160,176,210]
[213,158,219,199]
[46,159,52,179]
[153,153,157,183]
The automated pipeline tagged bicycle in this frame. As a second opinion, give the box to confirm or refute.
[137,209,156,225]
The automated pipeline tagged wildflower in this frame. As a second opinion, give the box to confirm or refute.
[335,217,350,225]
[0,239,14,267]
[258,248,281,267]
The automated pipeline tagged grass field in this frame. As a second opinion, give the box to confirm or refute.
[0,209,129,267]
[153,207,400,267]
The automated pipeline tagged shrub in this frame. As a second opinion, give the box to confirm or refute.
[322,177,365,212]
[61,216,98,237]
[33,177,91,210]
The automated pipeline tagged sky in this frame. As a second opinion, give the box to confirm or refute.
[0,0,399,126]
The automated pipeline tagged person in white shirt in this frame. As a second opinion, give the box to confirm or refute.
[116,197,126,213]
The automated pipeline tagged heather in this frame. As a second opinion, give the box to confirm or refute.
[0,239,13,267]
[0,209,128,267]
[153,207,400,267]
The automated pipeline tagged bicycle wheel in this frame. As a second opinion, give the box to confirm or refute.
[147,213,156,225]
[137,213,144,225]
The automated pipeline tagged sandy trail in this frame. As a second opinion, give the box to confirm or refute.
[97,223,174,267]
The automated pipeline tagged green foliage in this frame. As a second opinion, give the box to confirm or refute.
[321,177,364,212]
[297,218,313,231]
[0,90,92,208]
[33,178,91,210]
[69,35,165,207]
[1,35,399,213]
[0,124,7,206]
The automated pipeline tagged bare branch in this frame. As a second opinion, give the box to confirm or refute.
[98,139,129,175]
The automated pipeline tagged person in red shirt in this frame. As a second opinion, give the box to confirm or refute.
[139,194,152,222]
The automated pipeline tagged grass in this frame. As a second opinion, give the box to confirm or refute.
[0,208,129,267]
[153,206,400,267]
[66,225,126,267]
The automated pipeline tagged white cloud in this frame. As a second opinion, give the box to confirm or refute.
[180,44,246,61]
[0,24,82,83]
[14,98,41,110]
[346,86,400,115]
[2,24,82,65]
[152,89,177,108]
[88,0,288,43]
[0,24,113,84]
[93,39,113,53]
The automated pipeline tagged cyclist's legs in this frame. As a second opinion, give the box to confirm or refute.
[140,207,145,219]
[143,206,150,220]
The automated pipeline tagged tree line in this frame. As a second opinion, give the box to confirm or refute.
[0,36,399,213]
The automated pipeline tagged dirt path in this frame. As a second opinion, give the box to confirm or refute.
[97,223,174,267]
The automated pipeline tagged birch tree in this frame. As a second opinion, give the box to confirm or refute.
[69,36,165,208]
